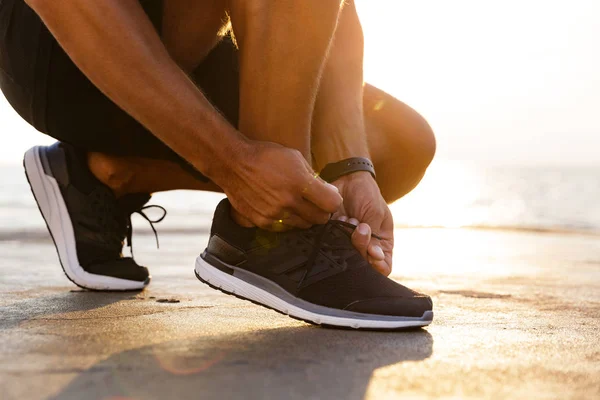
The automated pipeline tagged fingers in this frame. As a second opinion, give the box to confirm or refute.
[351,222,371,260]
[282,215,313,229]
[291,199,330,225]
[350,223,391,276]
[300,173,342,214]
[368,243,391,275]
[368,256,392,276]
[342,215,392,275]
[232,200,311,231]
[279,214,312,230]
[234,195,327,231]
[251,214,309,231]
[368,243,385,261]
[257,210,313,231]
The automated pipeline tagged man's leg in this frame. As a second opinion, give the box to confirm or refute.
[190,1,432,329]
[161,0,230,73]
[82,0,230,197]
[86,0,345,203]
[88,91,436,202]
[311,0,436,204]
[86,153,220,197]
[75,0,433,282]
[124,0,346,227]
[87,0,433,205]
[19,0,233,291]
[307,0,436,274]
[227,0,343,157]
[363,84,436,203]
[86,0,344,200]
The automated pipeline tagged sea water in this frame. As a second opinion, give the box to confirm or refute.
[1,161,599,239]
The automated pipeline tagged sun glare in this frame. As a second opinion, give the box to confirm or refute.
[356,0,600,166]
[390,161,487,229]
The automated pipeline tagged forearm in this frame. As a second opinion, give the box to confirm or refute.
[311,0,370,171]
[26,0,247,180]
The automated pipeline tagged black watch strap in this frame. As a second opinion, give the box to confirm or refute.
[319,157,376,183]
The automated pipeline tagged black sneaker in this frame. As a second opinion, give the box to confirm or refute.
[23,143,165,291]
[195,199,433,330]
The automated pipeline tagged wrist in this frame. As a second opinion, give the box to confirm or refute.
[319,157,376,184]
[311,132,370,170]
[202,131,253,184]
[332,171,374,189]
[334,170,372,182]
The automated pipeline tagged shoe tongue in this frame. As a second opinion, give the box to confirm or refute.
[117,194,152,215]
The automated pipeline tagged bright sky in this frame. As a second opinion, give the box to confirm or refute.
[1,0,598,165]
[358,0,600,165]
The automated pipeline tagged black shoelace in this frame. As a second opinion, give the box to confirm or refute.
[297,219,381,288]
[125,205,167,258]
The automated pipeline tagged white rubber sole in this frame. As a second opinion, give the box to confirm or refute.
[23,146,148,291]
[195,256,433,330]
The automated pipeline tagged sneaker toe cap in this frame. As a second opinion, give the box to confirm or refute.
[343,295,433,318]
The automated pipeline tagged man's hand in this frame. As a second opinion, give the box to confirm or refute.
[215,140,343,231]
[332,171,394,276]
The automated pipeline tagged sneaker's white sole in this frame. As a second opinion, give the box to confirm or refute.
[195,256,433,330]
[23,146,148,291]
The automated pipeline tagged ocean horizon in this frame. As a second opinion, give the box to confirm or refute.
[2,160,600,240]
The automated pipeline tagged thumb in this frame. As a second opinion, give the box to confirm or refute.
[351,222,371,260]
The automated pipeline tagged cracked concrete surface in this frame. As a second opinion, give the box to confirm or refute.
[0,229,599,399]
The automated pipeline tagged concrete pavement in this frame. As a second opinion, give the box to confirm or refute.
[1,228,599,399]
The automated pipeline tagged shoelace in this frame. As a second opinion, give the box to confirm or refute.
[125,205,167,258]
[297,219,381,288]
[330,220,383,241]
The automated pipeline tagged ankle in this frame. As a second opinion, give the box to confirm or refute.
[87,152,136,197]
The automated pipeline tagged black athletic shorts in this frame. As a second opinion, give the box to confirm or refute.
[0,0,239,177]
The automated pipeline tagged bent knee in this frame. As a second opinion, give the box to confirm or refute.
[365,86,436,172]
[371,109,436,171]
[380,119,435,202]
[410,116,436,169]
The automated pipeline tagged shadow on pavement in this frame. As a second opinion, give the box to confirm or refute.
[50,326,433,400]
[0,291,134,331]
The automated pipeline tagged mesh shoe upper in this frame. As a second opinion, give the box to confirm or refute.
[204,198,432,317]
[43,143,155,282]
